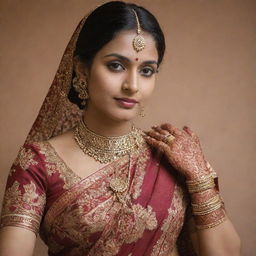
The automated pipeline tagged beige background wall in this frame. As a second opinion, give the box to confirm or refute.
[0,0,255,255]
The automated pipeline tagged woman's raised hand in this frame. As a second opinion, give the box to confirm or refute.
[144,123,210,180]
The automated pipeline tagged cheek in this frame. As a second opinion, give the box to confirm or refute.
[88,68,114,95]
[140,78,156,98]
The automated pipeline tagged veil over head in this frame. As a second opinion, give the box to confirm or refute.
[25,17,86,143]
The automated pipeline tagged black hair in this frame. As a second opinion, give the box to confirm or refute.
[69,1,165,108]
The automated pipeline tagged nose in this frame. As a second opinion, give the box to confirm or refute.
[122,69,139,94]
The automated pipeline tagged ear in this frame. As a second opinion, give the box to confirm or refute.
[73,55,89,80]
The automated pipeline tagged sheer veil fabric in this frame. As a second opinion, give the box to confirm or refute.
[25,18,86,143]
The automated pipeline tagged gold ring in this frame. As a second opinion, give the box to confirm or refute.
[164,134,175,144]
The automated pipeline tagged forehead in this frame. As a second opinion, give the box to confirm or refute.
[95,30,158,61]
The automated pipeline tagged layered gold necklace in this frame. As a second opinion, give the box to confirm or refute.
[74,119,145,198]
[73,119,145,164]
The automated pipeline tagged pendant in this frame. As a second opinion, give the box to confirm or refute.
[109,177,128,193]
[133,34,145,52]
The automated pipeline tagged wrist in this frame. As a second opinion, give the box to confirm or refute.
[189,187,227,230]
[190,187,218,204]
[185,164,209,181]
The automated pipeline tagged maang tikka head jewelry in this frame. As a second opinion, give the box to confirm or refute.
[72,76,89,106]
[132,9,146,52]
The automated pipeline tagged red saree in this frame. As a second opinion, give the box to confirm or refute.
[1,8,197,256]
[1,140,196,255]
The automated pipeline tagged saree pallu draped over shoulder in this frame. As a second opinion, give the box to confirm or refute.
[29,141,191,256]
[1,141,196,255]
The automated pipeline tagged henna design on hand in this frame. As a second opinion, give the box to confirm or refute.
[144,123,210,180]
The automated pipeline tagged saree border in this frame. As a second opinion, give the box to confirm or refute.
[43,142,151,233]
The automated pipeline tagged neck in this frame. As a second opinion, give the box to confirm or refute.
[82,109,134,137]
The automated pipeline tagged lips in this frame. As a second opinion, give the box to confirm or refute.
[114,97,138,109]
[114,98,138,103]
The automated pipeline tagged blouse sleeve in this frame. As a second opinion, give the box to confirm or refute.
[0,143,47,234]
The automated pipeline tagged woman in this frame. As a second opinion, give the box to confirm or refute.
[0,1,240,255]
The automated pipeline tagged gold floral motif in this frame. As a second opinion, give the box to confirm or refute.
[118,204,157,243]
[87,202,158,256]
[37,141,81,189]
[9,168,16,176]
[14,147,38,170]
[151,185,187,256]
[43,160,119,233]
[1,180,46,233]
[42,144,155,255]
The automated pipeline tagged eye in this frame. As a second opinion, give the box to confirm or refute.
[107,61,125,72]
[140,66,157,77]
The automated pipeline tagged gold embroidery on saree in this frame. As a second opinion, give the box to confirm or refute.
[9,168,16,176]
[117,204,157,243]
[14,147,38,170]
[42,144,154,255]
[43,160,118,234]
[86,202,158,256]
[37,141,81,189]
[151,185,187,256]
[25,19,86,143]
[1,180,46,233]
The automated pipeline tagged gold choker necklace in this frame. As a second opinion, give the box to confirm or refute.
[74,119,145,164]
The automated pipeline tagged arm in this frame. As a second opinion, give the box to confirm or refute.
[190,217,241,256]
[0,227,36,256]
[144,123,241,256]
[0,144,47,256]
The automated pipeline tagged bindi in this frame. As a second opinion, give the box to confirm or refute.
[135,58,139,61]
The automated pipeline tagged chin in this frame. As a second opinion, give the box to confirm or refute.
[108,110,137,122]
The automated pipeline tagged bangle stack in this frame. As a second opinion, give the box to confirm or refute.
[186,172,227,230]
[192,195,222,215]
[186,174,215,193]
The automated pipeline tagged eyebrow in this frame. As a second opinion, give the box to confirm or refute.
[104,53,159,67]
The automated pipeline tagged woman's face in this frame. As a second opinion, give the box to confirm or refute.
[80,30,159,122]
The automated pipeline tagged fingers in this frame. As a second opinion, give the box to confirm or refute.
[145,130,166,141]
[183,126,197,138]
[152,125,169,135]
[160,123,183,136]
[183,126,193,136]
[144,135,170,153]
[147,123,197,139]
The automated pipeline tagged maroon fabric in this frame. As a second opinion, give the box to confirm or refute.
[1,141,196,255]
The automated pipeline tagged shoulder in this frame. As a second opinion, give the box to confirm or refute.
[14,142,45,169]
[47,129,77,155]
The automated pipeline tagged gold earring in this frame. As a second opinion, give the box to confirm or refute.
[139,105,146,117]
[72,76,89,106]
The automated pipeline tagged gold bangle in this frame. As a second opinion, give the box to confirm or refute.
[192,194,223,215]
[187,178,215,193]
[186,173,213,184]
[192,194,220,208]
[193,202,222,215]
